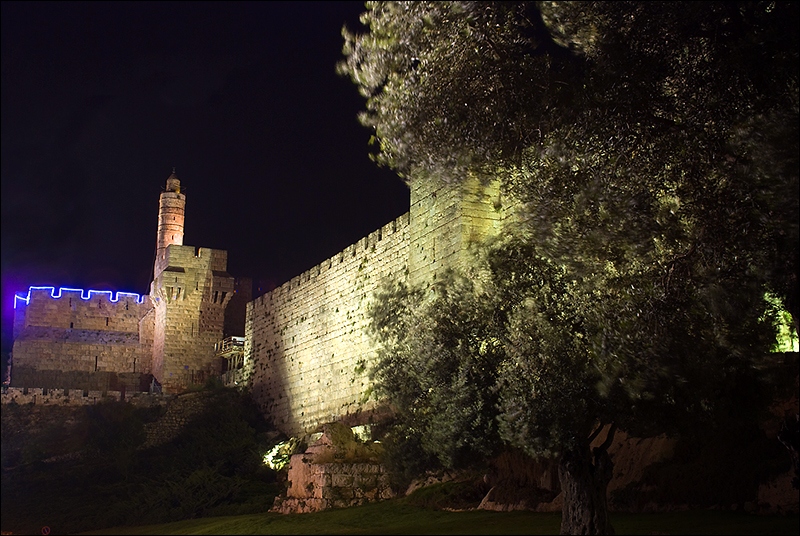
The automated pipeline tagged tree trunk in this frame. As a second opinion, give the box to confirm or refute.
[558,442,614,535]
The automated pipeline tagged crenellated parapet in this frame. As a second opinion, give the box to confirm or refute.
[14,286,145,308]
[13,286,149,338]
[151,246,232,305]
[10,285,155,389]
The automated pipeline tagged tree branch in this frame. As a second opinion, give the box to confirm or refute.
[587,421,606,444]
[597,422,618,454]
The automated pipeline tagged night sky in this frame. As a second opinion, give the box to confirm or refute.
[0,1,410,355]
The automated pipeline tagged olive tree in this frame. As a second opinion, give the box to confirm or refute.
[345,2,798,533]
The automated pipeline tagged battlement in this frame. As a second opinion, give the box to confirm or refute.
[1,386,172,407]
[264,213,410,299]
[14,286,145,309]
[13,285,151,336]
[157,245,228,274]
[13,286,150,339]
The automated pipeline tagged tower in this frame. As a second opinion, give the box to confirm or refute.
[150,171,234,393]
[155,169,186,276]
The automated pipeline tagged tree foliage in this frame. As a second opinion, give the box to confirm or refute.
[340,0,799,324]
[369,274,505,472]
[348,2,798,533]
[370,234,779,459]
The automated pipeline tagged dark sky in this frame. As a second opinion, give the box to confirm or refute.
[0,1,410,353]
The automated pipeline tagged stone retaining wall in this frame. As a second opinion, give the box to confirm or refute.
[1,386,169,407]
[271,455,394,513]
[140,391,209,449]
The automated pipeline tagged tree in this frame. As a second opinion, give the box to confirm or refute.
[345,2,799,534]
[368,274,506,475]
[370,233,778,533]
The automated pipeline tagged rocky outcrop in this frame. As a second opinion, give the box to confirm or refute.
[270,422,394,514]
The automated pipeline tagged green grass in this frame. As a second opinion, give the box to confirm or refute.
[78,500,798,535]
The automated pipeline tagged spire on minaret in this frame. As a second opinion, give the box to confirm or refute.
[166,168,180,193]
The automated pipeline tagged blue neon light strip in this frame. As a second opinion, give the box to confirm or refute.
[13,286,145,309]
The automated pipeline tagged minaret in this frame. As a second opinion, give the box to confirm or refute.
[155,169,186,276]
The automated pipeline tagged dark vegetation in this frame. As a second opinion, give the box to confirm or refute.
[1,385,281,535]
[0,376,795,535]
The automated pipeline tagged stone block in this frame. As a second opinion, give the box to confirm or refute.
[354,474,377,490]
[323,486,354,500]
[331,473,354,488]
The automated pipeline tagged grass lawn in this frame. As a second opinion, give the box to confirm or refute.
[79,500,799,535]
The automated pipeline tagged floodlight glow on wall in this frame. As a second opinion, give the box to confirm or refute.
[13,286,145,308]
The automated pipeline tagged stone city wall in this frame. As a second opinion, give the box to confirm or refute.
[408,177,505,287]
[11,288,154,389]
[7,369,151,392]
[0,386,170,407]
[247,214,410,436]
[246,181,513,436]
[13,288,150,337]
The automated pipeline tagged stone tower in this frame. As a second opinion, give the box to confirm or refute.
[150,171,234,393]
[155,170,186,276]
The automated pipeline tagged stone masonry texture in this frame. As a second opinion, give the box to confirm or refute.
[11,173,241,395]
[11,173,509,436]
[247,178,507,436]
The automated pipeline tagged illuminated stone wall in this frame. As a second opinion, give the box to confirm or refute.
[408,177,504,286]
[10,288,154,389]
[247,214,410,436]
[9,174,508,417]
[246,179,508,436]
[10,173,242,395]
